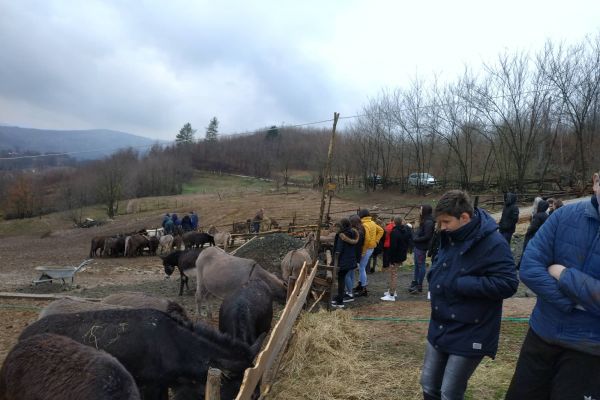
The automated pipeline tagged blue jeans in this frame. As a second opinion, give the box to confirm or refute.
[345,268,355,293]
[413,248,427,285]
[420,342,483,400]
[358,248,374,287]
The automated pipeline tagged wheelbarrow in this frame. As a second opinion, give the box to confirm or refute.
[32,259,93,286]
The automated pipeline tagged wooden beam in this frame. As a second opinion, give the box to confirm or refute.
[0,292,102,301]
[205,368,222,400]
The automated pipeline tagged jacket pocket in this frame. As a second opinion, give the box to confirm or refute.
[448,300,491,325]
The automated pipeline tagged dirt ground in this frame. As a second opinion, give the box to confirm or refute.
[0,186,538,398]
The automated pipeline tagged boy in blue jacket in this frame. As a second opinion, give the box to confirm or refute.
[421,190,518,400]
[506,173,600,399]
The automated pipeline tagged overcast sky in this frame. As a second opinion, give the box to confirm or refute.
[1,0,599,141]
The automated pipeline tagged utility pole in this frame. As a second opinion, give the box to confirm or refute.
[316,112,340,251]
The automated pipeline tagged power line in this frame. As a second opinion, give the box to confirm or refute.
[0,84,565,161]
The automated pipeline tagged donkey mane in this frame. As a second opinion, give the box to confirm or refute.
[192,321,254,361]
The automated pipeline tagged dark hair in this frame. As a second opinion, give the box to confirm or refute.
[349,214,363,231]
[358,209,370,218]
[339,218,351,231]
[435,190,474,219]
[554,199,564,208]
[420,204,433,224]
[393,216,403,225]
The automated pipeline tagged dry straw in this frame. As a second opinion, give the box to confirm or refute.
[267,310,423,400]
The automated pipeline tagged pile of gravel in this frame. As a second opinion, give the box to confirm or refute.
[234,233,305,276]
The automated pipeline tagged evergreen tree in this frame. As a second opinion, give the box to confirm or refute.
[266,125,279,140]
[175,123,196,144]
[205,117,219,142]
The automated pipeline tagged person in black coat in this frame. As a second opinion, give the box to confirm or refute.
[345,214,365,299]
[421,190,518,400]
[411,205,435,293]
[498,192,519,243]
[518,199,549,268]
[331,218,359,308]
[381,216,413,301]
[181,214,192,232]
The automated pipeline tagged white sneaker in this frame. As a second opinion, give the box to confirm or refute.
[380,294,396,301]
[383,291,397,297]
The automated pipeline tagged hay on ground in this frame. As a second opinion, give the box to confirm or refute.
[267,310,422,400]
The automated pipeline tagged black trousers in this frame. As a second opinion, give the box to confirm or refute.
[382,248,390,268]
[505,328,600,400]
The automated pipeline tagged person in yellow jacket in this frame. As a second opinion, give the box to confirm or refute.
[353,209,384,296]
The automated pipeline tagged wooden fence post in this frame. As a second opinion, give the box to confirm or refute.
[205,368,222,400]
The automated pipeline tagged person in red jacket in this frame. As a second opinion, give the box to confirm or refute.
[382,217,395,269]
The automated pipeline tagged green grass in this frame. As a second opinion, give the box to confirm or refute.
[182,171,276,194]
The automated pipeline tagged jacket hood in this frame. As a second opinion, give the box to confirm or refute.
[536,199,549,213]
[445,208,498,245]
[505,192,517,206]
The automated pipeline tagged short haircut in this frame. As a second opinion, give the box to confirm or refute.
[358,209,370,218]
[393,216,403,225]
[339,218,351,231]
[435,190,474,219]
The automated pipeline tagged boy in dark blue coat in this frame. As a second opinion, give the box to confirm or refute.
[420,190,518,400]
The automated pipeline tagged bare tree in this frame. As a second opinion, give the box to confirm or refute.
[538,35,600,183]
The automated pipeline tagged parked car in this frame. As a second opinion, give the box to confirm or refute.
[408,173,437,187]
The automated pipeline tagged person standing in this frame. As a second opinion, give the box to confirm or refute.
[162,213,171,229]
[353,209,384,297]
[411,205,435,294]
[346,214,365,301]
[381,216,413,301]
[181,214,192,232]
[190,211,199,231]
[521,199,549,256]
[498,192,519,243]
[331,218,359,308]
[421,190,518,400]
[252,208,264,233]
[505,173,600,400]
[164,215,174,235]
[382,217,395,269]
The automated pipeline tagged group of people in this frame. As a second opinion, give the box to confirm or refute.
[161,211,199,235]
[331,202,439,308]
[332,181,599,399]
[498,192,566,269]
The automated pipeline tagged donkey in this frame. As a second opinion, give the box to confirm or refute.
[0,333,140,400]
[19,308,264,400]
[280,232,316,281]
[219,278,274,345]
[195,247,287,315]
[182,232,214,249]
[89,236,106,258]
[161,249,202,296]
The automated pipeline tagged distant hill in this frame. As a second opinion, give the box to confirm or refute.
[0,125,168,160]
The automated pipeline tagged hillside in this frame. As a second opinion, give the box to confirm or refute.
[0,125,166,160]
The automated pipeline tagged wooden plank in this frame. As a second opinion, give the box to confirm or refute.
[0,292,98,301]
[229,236,257,256]
[235,261,318,400]
[205,368,222,400]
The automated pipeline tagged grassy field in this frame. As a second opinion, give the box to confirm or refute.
[182,171,276,194]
